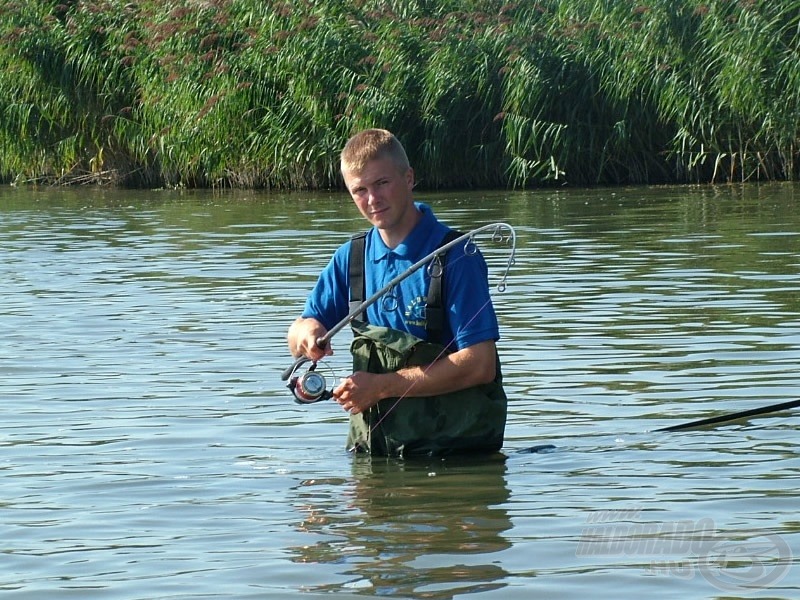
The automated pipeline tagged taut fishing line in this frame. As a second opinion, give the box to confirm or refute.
[366,289,496,435]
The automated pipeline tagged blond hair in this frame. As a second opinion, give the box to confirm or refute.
[340,129,410,175]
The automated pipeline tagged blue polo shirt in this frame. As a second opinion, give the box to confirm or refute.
[302,203,499,350]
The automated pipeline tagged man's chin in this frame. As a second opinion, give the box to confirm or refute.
[370,216,391,229]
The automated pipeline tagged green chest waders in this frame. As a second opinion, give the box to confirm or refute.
[345,323,507,457]
[345,230,508,457]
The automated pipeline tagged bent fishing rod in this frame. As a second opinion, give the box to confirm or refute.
[281,222,517,402]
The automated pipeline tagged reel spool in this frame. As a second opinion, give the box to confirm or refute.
[286,358,332,404]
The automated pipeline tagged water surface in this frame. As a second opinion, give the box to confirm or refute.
[1,184,798,598]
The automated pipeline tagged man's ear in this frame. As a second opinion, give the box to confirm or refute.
[405,167,415,190]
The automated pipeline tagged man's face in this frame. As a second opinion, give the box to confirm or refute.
[342,156,416,234]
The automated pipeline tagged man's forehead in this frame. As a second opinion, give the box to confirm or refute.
[343,158,405,185]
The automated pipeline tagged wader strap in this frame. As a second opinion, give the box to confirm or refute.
[425,229,461,344]
[348,232,367,318]
[348,229,461,343]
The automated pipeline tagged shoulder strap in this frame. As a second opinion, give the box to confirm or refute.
[426,229,461,344]
[349,231,368,321]
[349,229,460,341]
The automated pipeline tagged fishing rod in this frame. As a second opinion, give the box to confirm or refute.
[282,222,517,403]
[520,398,800,455]
[655,397,800,432]
[519,398,800,455]
[523,397,800,455]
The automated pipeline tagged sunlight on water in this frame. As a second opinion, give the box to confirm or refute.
[0,184,798,599]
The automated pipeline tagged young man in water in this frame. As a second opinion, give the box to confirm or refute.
[286,128,506,456]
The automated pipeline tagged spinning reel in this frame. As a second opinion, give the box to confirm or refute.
[284,357,333,404]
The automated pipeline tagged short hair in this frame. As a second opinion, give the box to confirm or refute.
[340,129,410,175]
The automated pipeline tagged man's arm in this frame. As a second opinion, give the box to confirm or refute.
[332,339,497,414]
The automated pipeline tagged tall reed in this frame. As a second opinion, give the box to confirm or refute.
[0,0,797,188]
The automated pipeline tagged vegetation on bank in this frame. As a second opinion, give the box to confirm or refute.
[0,0,798,189]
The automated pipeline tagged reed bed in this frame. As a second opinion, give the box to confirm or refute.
[0,0,798,188]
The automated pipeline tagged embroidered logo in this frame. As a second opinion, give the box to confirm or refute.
[405,295,427,327]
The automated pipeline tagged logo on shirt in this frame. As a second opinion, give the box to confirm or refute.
[405,296,427,327]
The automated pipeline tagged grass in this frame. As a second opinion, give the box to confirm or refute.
[0,0,798,189]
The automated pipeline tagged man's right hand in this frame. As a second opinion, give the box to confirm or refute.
[287,317,333,361]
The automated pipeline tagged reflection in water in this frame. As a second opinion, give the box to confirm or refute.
[291,455,512,597]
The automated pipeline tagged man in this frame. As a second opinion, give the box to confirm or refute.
[287,129,507,456]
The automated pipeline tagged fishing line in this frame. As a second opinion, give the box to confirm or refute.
[282,219,798,438]
[367,292,496,435]
[363,235,504,430]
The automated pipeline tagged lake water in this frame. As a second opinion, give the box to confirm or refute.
[1,183,798,599]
